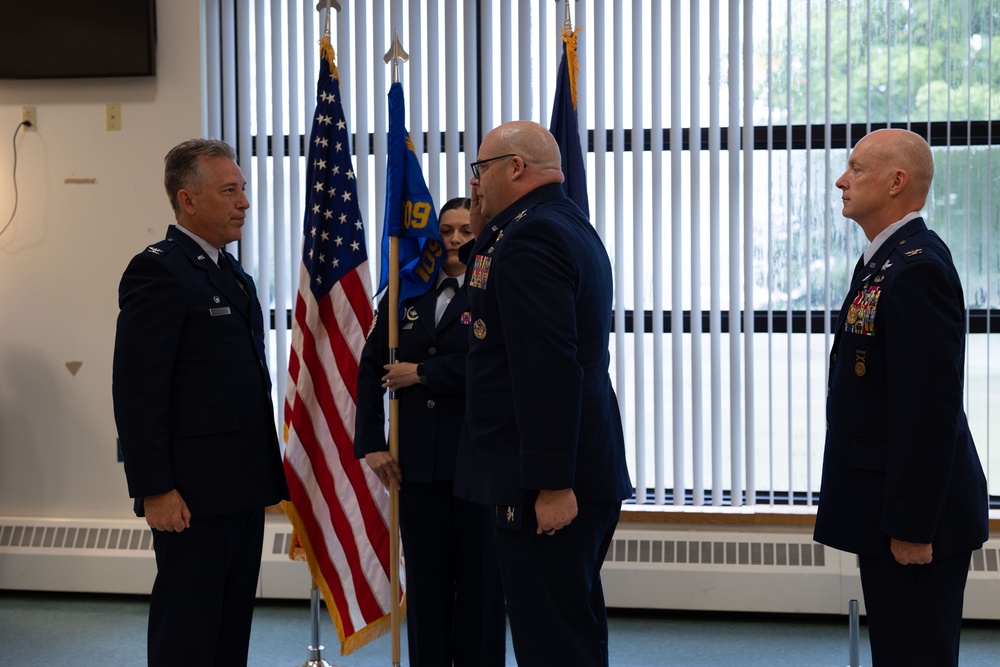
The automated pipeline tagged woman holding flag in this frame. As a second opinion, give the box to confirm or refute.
[354,198,506,667]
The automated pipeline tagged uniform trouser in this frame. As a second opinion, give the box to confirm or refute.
[491,500,621,667]
[399,480,507,667]
[148,508,264,667]
[859,550,972,667]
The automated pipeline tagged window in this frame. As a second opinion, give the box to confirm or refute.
[210,0,1000,506]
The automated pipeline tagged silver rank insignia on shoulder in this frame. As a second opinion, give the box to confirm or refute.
[146,246,163,254]
[514,209,527,221]
[904,248,923,256]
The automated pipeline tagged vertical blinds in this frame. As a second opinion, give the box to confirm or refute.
[207,0,999,507]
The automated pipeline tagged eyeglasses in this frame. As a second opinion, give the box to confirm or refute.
[470,154,517,180]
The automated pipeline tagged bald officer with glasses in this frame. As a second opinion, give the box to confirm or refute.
[455,120,632,667]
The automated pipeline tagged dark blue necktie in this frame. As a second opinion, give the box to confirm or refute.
[218,253,248,298]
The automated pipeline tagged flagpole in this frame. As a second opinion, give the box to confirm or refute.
[287,4,348,667]
[558,0,573,30]
[383,30,408,667]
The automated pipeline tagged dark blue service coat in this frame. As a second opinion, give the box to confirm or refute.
[814,218,988,558]
[354,284,471,481]
[113,226,288,517]
[455,181,632,508]
[354,283,507,667]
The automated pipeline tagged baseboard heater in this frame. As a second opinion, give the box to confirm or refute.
[2,516,998,619]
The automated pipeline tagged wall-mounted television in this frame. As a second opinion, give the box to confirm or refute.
[0,0,156,80]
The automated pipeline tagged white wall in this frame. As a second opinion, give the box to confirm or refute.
[0,1,204,519]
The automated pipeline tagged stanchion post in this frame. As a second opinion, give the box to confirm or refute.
[848,597,861,667]
[291,581,342,667]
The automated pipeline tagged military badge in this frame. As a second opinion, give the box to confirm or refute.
[405,306,419,321]
[904,248,923,257]
[460,311,472,325]
[855,350,866,377]
[473,318,487,340]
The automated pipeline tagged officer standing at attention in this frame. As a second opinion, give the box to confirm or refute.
[455,120,632,667]
[113,138,289,666]
[355,198,507,667]
[814,128,988,667]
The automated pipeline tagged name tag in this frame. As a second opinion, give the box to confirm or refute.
[209,307,232,317]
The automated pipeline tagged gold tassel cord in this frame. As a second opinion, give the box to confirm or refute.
[320,34,340,81]
[562,27,582,111]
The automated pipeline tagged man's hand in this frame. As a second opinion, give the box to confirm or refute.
[469,184,489,237]
[365,451,402,491]
[891,538,933,565]
[535,488,578,536]
[143,489,191,532]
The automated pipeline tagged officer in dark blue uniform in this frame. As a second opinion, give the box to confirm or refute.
[456,120,632,667]
[354,198,506,667]
[814,129,988,667]
[113,139,289,666]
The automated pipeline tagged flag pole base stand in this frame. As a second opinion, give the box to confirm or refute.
[292,584,345,667]
[291,645,341,667]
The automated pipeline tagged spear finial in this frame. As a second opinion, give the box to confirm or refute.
[316,0,341,38]
[383,31,409,84]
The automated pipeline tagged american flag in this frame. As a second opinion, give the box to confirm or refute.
[282,34,393,655]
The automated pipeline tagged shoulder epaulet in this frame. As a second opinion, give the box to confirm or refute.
[141,239,177,258]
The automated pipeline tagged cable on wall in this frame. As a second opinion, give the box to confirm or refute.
[1,120,31,240]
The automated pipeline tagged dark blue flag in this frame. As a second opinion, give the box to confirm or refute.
[549,28,590,217]
[378,81,443,304]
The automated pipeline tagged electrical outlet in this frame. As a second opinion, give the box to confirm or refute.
[105,103,122,131]
[21,106,36,131]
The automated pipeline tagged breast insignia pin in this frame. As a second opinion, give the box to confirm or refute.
[473,318,487,340]
[855,350,867,377]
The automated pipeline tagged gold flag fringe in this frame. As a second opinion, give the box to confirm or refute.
[281,499,406,656]
[562,27,582,111]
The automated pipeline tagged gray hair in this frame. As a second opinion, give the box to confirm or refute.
[163,139,237,217]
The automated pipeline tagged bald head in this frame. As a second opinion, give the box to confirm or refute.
[836,128,935,238]
[487,121,564,174]
[473,121,565,221]
[864,128,934,203]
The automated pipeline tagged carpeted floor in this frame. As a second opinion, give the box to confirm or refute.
[2,590,1000,666]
